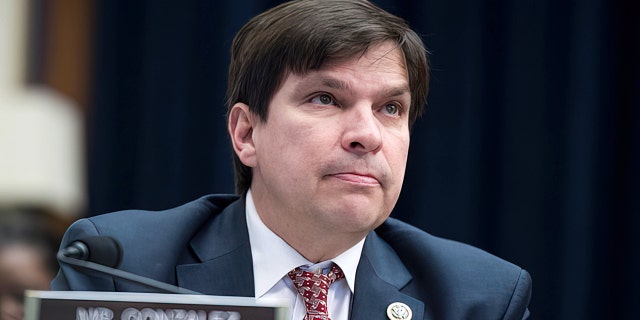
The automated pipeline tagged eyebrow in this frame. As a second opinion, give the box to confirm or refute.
[321,78,351,91]
[384,86,411,98]
[299,76,410,99]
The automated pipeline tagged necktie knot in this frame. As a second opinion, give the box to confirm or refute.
[288,264,344,320]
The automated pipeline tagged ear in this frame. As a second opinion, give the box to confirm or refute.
[228,103,258,168]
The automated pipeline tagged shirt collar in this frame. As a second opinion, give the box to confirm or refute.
[245,189,364,298]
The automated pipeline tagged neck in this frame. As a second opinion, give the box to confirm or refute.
[249,189,368,263]
[261,209,367,263]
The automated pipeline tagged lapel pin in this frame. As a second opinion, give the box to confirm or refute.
[387,302,412,320]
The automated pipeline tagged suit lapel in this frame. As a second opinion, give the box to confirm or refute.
[350,231,425,320]
[176,197,255,296]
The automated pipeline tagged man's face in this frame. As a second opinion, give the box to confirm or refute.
[239,41,411,246]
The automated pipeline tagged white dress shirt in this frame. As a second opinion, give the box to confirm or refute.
[245,189,365,320]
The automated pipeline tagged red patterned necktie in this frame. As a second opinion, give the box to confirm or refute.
[288,264,345,320]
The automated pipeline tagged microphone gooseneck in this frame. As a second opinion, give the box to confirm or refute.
[57,235,200,295]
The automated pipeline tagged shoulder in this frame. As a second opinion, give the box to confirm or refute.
[376,217,522,273]
[52,194,242,291]
[69,194,240,239]
[375,218,532,318]
[58,194,241,267]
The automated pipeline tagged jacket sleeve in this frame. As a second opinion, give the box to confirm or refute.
[50,218,117,291]
[502,269,533,320]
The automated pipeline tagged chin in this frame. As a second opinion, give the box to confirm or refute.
[325,201,389,230]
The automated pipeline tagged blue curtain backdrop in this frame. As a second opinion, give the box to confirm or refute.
[86,1,639,319]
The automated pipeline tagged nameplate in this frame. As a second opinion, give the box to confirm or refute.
[24,290,288,320]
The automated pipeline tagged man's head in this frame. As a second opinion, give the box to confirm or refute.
[227,0,429,195]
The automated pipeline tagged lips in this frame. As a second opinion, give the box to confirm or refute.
[330,172,380,185]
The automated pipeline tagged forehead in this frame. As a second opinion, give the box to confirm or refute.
[284,42,409,92]
[322,42,407,77]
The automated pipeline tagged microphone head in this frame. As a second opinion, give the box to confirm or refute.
[78,236,123,268]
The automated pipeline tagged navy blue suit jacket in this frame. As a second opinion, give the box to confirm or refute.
[51,194,532,319]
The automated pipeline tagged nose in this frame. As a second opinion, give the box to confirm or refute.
[341,105,383,154]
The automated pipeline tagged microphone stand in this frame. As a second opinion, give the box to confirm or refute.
[57,251,201,295]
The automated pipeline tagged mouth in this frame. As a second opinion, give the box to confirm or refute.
[329,172,381,186]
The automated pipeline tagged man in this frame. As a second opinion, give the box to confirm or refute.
[52,0,532,319]
[1,240,55,320]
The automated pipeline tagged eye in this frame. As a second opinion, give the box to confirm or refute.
[381,103,400,116]
[310,93,337,106]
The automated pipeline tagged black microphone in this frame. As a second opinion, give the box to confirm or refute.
[61,236,122,267]
[57,236,200,295]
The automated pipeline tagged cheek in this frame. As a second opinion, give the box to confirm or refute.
[386,137,409,202]
[388,133,410,170]
[259,120,323,166]
[385,134,410,196]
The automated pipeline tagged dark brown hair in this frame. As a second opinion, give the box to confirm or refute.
[227,0,430,194]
